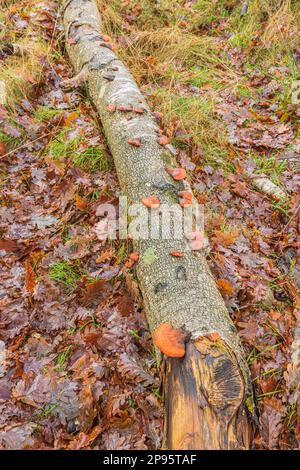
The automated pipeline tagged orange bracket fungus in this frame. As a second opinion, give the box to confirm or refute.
[158,135,170,146]
[166,166,187,181]
[128,138,141,147]
[169,251,184,257]
[178,190,192,207]
[154,323,187,358]
[141,195,160,209]
[186,231,204,251]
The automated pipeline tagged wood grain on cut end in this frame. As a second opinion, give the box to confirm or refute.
[164,339,253,450]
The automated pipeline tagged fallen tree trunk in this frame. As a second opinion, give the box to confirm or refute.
[62,0,256,449]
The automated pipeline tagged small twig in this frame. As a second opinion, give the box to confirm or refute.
[0,129,59,161]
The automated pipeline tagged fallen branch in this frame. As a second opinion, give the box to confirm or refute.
[252,174,287,201]
[62,0,256,449]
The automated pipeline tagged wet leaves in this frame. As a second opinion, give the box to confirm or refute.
[25,257,36,295]
[0,0,162,451]
[118,353,157,387]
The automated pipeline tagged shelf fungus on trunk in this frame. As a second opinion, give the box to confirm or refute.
[62,0,257,449]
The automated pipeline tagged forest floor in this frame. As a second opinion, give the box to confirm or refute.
[0,0,299,450]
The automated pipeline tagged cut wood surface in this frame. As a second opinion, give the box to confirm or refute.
[62,0,256,449]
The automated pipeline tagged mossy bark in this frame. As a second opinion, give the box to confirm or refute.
[62,0,256,449]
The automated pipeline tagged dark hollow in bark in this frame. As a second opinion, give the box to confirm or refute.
[62,0,256,449]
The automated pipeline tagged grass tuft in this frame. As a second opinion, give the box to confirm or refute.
[73,146,110,173]
[49,261,81,288]
[34,106,61,122]
[48,129,81,159]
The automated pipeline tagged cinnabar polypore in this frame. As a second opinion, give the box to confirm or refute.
[178,190,192,207]
[166,166,187,181]
[154,323,186,358]
[141,195,160,208]
[186,231,204,250]
[158,135,170,146]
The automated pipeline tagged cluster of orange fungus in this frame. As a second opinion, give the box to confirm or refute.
[153,323,186,358]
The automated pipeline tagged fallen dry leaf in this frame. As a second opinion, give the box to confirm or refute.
[216,278,234,295]
[212,230,238,247]
[125,251,140,269]
[75,194,88,211]
[25,257,36,295]
[64,111,78,127]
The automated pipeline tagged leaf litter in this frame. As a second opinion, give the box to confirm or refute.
[0,0,299,450]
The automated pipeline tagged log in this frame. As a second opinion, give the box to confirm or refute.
[62,0,256,449]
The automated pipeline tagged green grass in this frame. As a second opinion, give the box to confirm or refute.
[150,88,226,163]
[246,343,281,366]
[68,312,103,335]
[49,261,82,288]
[252,152,287,184]
[285,404,297,431]
[0,127,24,149]
[48,129,81,159]
[73,146,110,173]
[55,345,73,371]
[34,106,61,122]
[98,0,300,173]
[88,189,101,202]
[115,241,127,264]
[37,403,58,419]
[129,329,141,340]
